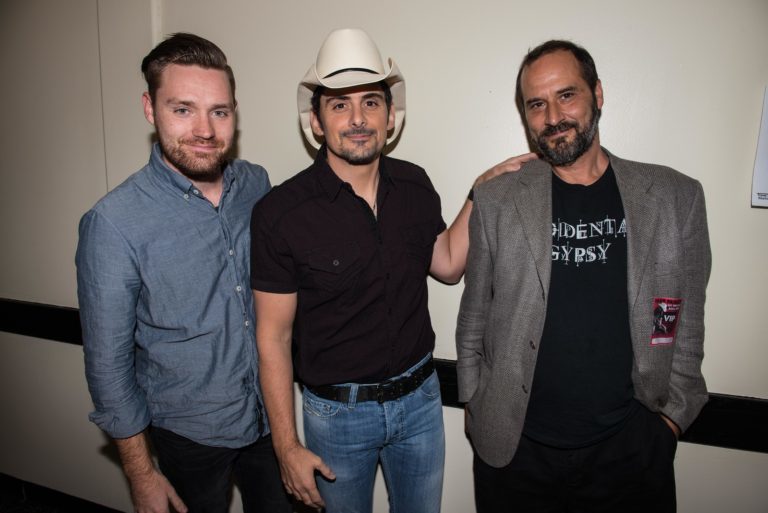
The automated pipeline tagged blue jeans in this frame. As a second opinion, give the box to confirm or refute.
[303,356,445,513]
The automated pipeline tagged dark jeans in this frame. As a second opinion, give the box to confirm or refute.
[150,427,291,513]
[474,405,678,513]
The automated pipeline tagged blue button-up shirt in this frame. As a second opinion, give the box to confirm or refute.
[76,144,270,447]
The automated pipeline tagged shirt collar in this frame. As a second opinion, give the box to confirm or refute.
[314,144,396,202]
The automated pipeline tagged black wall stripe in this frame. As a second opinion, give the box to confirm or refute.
[3,297,767,454]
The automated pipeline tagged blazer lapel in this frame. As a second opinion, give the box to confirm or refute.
[610,153,660,313]
[510,161,553,296]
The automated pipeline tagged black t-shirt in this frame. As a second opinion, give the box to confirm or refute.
[250,146,446,387]
[523,165,638,448]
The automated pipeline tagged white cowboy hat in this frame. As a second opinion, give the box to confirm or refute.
[297,28,406,149]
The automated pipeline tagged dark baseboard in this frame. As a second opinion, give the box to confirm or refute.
[0,472,122,513]
[3,297,767,454]
[1,298,82,345]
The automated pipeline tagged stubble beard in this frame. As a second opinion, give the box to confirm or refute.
[332,128,383,166]
[159,135,230,182]
[534,104,601,167]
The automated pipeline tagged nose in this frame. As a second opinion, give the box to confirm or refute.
[545,102,563,127]
[193,114,215,139]
[349,103,366,128]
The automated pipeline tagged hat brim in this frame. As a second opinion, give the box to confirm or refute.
[297,59,405,149]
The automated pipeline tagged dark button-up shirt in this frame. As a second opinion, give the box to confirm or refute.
[76,143,270,447]
[250,147,445,387]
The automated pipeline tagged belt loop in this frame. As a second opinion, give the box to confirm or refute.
[348,384,358,409]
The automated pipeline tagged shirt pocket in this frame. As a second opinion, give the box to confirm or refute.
[307,241,362,293]
[401,222,436,273]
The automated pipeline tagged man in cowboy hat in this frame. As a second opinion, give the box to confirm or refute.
[250,28,534,512]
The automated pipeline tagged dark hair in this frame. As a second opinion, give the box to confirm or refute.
[141,33,235,103]
[310,80,393,118]
[515,40,598,118]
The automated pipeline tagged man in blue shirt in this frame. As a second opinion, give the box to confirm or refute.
[76,33,290,513]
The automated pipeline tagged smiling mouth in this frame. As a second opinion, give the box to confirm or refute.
[343,129,375,139]
[184,142,222,153]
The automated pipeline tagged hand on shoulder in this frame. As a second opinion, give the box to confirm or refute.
[474,153,539,187]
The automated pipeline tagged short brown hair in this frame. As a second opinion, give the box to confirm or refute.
[141,33,235,102]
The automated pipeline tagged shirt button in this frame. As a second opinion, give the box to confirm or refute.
[183,194,189,200]
[229,249,234,256]
[332,259,340,266]
[236,285,242,292]
[192,189,200,195]
[529,340,536,350]
[245,320,250,327]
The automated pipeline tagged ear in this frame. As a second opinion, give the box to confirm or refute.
[594,79,604,111]
[309,110,325,137]
[387,104,396,131]
[142,92,155,125]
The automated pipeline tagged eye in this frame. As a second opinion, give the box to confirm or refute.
[212,110,230,118]
[527,101,544,111]
[330,102,347,111]
[174,107,190,115]
[560,91,575,101]
[364,99,380,108]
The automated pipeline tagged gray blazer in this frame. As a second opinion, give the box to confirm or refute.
[456,150,711,468]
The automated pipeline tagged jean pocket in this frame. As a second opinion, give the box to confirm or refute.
[303,391,342,418]
[417,372,441,400]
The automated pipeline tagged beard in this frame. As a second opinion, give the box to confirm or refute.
[158,135,230,182]
[330,128,384,165]
[533,104,600,167]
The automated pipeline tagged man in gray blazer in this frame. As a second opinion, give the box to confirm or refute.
[456,40,711,512]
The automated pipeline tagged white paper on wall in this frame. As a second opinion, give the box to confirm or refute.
[752,86,768,208]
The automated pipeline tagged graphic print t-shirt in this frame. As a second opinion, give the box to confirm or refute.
[523,165,638,448]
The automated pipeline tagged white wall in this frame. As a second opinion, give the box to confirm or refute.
[1,0,767,512]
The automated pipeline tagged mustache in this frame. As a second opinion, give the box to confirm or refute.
[541,121,578,137]
[341,128,376,137]
[181,138,225,149]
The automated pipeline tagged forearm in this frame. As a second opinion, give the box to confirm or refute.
[114,430,187,513]
[115,431,156,482]
[254,291,301,455]
[430,153,538,283]
[253,291,332,508]
[258,336,300,455]
[431,200,473,283]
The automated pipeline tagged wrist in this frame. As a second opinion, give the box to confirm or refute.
[274,438,303,458]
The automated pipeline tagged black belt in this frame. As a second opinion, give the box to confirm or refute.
[307,357,434,404]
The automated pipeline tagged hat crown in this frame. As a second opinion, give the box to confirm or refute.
[298,28,405,149]
[314,28,387,79]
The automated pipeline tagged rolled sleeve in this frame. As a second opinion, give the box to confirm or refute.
[76,209,150,438]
